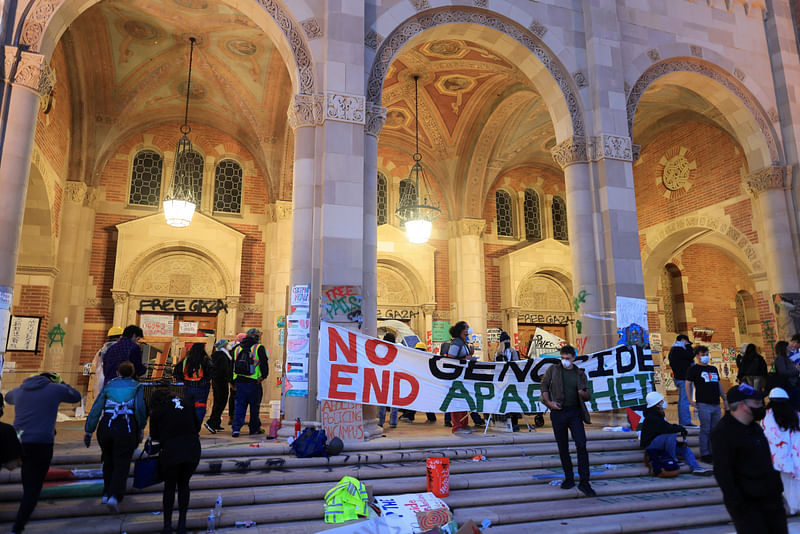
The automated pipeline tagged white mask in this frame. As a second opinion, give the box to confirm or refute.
[700,355,710,364]
[561,358,573,368]
[660,401,668,410]
[467,327,474,336]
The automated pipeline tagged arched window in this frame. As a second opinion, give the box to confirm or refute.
[377,173,388,225]
[175,150,204,204]
[662,264,688,333]
[128,150,163,206]
[495,190,514,237]
[213,159,242,214]
[736,290,758,337]
[523,189,542,241]
[552,195,568,241]
[736,292,748,335]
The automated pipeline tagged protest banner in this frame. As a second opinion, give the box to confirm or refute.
[318,322,653,415]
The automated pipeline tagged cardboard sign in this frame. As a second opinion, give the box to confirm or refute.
[320,400,364,440]
[140,314,174,337]
[178,321,198,335]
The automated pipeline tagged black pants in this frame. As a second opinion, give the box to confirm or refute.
[97,416,138,501]
[161,461,198,533]
[726,498,787,534]
[13,442,53,533]
[228,385,237,421]
[550,406,589,484]
[207,380,229,429]
[401,410,437,422]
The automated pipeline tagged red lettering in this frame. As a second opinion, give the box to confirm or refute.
[329,327,357,363]
[392,372,419,406]
[362,368,391,404]
[365,339,397,365]
[328,364,357,401]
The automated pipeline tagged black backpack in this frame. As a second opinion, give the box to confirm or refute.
[439,341,450,357]
[291,427,328,458]
[234,344,257,376]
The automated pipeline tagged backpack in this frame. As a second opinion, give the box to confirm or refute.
[184,360,205,382]
[291,427,328,458]
[439,341,450,357]
[234,344,258,376]
[645,449,680,478]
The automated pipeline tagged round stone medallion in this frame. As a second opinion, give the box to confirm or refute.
[662,155,691,191]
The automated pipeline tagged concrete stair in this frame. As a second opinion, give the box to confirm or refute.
[0,429,738,533]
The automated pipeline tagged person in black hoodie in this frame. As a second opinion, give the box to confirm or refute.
[205,339,233,434]
[6,372,81,534]
[712,384,786,534]
[149,389,201,534]
[231,328,269,437]
[667,334,695,427]
[737,343,768,391]
[640,391,711,476]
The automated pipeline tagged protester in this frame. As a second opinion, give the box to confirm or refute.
[640,391,711,476]
[89,326,123,401]
[173,343,212,426]
[0,393,21,471]
[149,389,202,534]
[541,345,595,497]
[447,321,475,435]
[494,331,520,431]
[775,341,800,410]
[789,334,800,362]
[686,345,728,463]
[378,332,399,429]
[399,342,437,424]
[668,334,696,427]
[205,339,233,433]
[762,387,800,515]
[84,361,146,513]
[7,372,81,533]
[737,343,768,391]
[231,328,269,437]
[712,384,787,533]
[103,324,146,384]
[227,332,247,424]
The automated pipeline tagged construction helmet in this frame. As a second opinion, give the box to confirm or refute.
[107,326,124,337]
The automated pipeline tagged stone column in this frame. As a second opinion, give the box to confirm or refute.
[0,49,54,386]
[746,166,799,293]
[224,296,240,337]
[448,218,487,356]
[550,138,606,352]
[111,290,129,327]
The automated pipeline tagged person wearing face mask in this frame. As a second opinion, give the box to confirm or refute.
[761,387,800,515]
[639,392,712,476]
[668,334,696,427]
[494,331,520,431]
[712,384,786,534]
[540,345,595,497]
[686,345,728,463]
[447,321,476,434]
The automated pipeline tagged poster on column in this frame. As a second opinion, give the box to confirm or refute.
[318,322,654,414]
[286,310,310,397]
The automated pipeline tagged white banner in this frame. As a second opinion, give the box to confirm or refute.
[318,322,654,414]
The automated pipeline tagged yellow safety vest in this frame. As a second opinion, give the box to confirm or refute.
[232,343,263,381]
[324,476,369,524]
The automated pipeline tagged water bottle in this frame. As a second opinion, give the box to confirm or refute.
[235,520,257,528]
[214,493,223,519]
[207,509,216,533]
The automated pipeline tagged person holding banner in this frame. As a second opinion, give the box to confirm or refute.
[541,345,595,497]
[447,321,476,435]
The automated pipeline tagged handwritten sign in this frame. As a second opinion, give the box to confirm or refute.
[138,298,227,313]
[178,321,198,335]
[432,321,450,342]
[6,316,41,352]
[291,284,310,308]
[321,285,362,322]
[616,296,648,329]
[320,400,364,440]
[141,314,174,337]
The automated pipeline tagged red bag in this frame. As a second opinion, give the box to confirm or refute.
[426,457,450,497]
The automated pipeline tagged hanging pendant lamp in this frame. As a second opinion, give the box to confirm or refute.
[395,75,441,244]
[163,37,199,228]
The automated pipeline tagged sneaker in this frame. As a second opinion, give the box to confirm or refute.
[232,431,240,438]
[578,483,596,497]
[389,424,397,429]
[426,419,436,424]
[692,468,713,476]
[700,455,713,464]
[444,422,452,428]
[560,480,575,490]
[215,426,225,431]
[453,427,473,435]
[684,423,700,428]
[106,496,119,514]
[204,422,217,434]
[399,416,413,423]
[101,495,109,504]
[249,428,265,436]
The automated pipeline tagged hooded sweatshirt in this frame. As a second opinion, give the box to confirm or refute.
[6,376,81,443]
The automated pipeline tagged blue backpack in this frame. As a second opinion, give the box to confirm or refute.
[646,449,680,478]
[291,427,328,458]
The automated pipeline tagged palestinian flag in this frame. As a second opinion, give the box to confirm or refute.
[626,407,645,431]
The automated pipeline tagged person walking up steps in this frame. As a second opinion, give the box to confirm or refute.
[231,328,269,437]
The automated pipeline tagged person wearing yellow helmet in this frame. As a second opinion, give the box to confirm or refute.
[90,327,124,397]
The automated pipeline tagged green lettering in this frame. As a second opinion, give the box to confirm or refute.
[635,373,651,402]
[526,383,542,411]
[589,378,618,410]
[439,381,476,412]
[615,375,638,408]
[474,382,494,412]
[499,384,529,413]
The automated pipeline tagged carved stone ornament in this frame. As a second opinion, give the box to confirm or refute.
[412,0,431,11]
[12,52,54,97]
[573,71,587,88]
[589,134,633,162]
[365,30,384,50]
[365,102,388,138]
[275,200,293,220]
[647,49,661,62]
[225,295,241,308]
[64,181,87,203]
[326,92,365,124]
[20,0,315,94]
[239,303,262,313]
[111,290,129,305]
[745,166,791,196]
[690,45,703,58]
[627,58,781,164]
[632,144,642,161]
[367,7,584,137]
[86,297,114,309]
[551,136,589,168]
[287,93,322,130]
[3,46,17,83]
[453,218,487,237]
[473,0,488,6]
[301,18,322,40]
[529,20,547,38]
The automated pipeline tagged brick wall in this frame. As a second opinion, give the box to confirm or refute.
[230,223,265,329]
[6,285,52,370]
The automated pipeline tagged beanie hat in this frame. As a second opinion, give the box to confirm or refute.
[499,331,511,343]
[215,339,228,350]
[246,328,260,337]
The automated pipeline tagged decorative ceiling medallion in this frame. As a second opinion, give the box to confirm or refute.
[226,39,257,56]
[123,20,159,41]
[173,0,209,9]
[385,108,410,129]
[657,146,696,197]
[423,40,467,58]
[178,81,205,100]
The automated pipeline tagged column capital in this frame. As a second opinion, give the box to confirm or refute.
[365,102,387,138]
[110,290,129,305]
[589,134,633,162]
[503,306,521,320]
[324,91,365,125]
[64,181,88,203]
[421,303,437,314]
[551,136,589,169]
[276,200,293,220]
[450,218,486,238]
[225,295,240,308]
[287,93,323,130]
[8,50,54,97]
[745,165,791,197]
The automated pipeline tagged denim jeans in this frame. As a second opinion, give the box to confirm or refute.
[183,383,210,424]
[648,433,699,470]
[232,380,262,433]
[378,407,398,427]
[697,402,721,456]
[675,379,692,425]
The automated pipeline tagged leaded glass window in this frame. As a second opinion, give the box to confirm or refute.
[496,190,513,237]
[213,160,242,214]
[736,292,748,335]
[524,189,541,240]
[661,268,675,333]
[176,150,204,204]
[552,195,568,241]
[129,150,163,206]
[377,173,388,225]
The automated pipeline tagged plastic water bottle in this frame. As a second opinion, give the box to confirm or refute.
[235,520,257,528]
[207,510,216,532]
[214,493,223,519]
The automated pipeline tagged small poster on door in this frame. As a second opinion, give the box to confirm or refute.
[141,314,174,337]
[178,321,198,335]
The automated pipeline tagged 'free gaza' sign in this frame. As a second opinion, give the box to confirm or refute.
[317,322,654,414]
